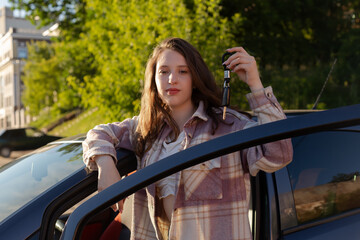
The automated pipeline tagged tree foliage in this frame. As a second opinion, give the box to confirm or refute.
[22,41,60,115]
[77,0,236,120]
[13,0,360,122]
[9,0,87,38]
[22,39,96,116]
[220,0,360,109]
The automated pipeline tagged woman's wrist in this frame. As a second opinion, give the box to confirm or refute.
[249,80,264,92]
[95,155,116,169]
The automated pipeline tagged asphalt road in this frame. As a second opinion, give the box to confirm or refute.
[0,151,32,167]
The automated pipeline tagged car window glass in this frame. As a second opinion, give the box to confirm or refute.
[3,129,25,138]
[287,129,360,225]
[0,143,84,223]
[25,128,44,137]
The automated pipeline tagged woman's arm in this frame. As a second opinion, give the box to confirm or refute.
[82,116,138,171]
[82,117,139,212]
[243,87,293,176]
[223,46,293,175]
[95,155,124,212]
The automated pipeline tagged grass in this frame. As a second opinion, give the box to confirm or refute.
[48,108,107,137]
[30,110,71,130]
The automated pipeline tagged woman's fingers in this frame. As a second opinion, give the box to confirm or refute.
[226,46,249,55]
[117,199,124,213]
[223,47,249,64]
[222,46,263,91]
[111,200,124,213]
[225,53,254,70]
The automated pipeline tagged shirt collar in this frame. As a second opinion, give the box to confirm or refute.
[191,101,208,122]
[162,101,209,129]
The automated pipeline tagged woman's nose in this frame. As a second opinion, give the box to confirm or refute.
[168,72,177,84]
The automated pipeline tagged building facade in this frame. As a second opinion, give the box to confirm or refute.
[0,7,51,129]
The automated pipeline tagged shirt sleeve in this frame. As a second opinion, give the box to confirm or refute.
[242,86,293,176]
[82,116,138,171]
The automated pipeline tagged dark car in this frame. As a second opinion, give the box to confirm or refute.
[0,104,360,240]
[0,127,62,158]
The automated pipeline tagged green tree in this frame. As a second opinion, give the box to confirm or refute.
[220,0,360,109]
[329,28,360,108]
[81,0,237,121]
[22,41,60,116]
[15,0,360,121]
[22,39,96,116]
[9,0,87,38]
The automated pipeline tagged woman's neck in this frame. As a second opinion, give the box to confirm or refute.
[170,103,196,132]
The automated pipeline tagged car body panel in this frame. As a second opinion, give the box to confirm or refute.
[284,212,360,239]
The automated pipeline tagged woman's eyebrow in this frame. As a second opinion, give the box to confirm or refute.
[157,64,188,68]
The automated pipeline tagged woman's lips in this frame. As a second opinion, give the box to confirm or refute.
[166,88,180,95]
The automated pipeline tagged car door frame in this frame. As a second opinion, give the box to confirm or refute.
[60,104,360,240]
[38,149,137,240]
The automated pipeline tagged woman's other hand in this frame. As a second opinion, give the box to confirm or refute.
[95,155,124,213]
[223,47,264,92]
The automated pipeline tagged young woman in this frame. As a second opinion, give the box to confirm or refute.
[83,37,293,240]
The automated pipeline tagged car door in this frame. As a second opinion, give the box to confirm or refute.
[59,104,360,240]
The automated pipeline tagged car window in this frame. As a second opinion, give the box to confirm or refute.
[25,128,44,137]
[0,143,85,223]
[2,129,26,138]
[287,129,360,225]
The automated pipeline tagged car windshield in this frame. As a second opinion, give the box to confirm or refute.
[0,142,84,222]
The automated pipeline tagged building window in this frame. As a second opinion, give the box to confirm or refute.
[0,76,3,108]
[4,51,11,59]
[6,115,11,128]
[0,93,3,108]
[5,74,11,85]
[5,96,12,107]
[18,47,28,59]
[18,41,28,59]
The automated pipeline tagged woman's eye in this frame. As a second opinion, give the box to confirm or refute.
[159,70,168,74]
[180,70,188,74]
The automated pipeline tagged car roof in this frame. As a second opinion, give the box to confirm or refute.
[48,133,86,144]
[253,109,360,131]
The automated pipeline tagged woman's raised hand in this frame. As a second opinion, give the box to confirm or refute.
[223,47,264,92]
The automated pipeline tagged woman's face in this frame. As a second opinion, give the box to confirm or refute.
[155,49,193,112]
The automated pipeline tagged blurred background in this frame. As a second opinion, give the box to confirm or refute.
[0,0,359,138]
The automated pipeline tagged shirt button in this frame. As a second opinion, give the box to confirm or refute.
[266,92,272,98]
[188,133,192,138]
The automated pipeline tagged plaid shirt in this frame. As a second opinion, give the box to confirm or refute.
[83,86,293,240]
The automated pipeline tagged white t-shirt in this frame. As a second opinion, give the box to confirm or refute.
[156,131,185,220]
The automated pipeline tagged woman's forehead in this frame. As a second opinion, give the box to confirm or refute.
[157,49,187,67]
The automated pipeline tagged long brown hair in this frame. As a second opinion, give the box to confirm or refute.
[135,37,223,158]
